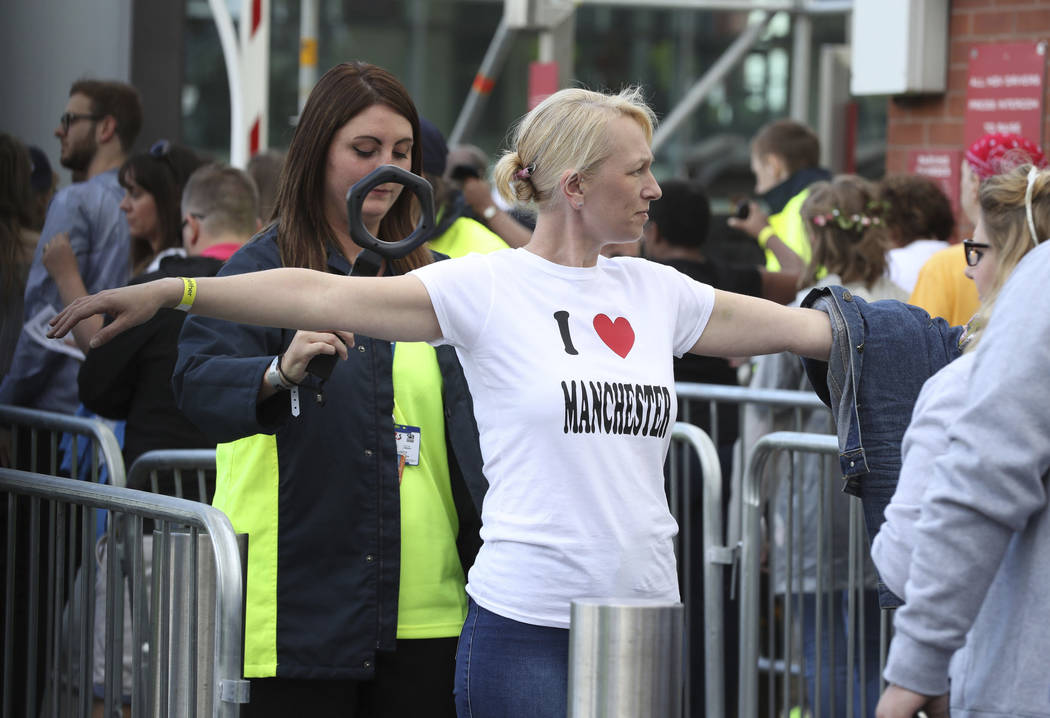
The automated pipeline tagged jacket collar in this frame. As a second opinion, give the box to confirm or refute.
[761,166,832,214]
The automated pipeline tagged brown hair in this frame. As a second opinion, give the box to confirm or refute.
[270,62,431,274]
[0,134,34,304]
[119,143,204,275]
[801,175,891,288]
[751,119,820,175]
[878,174,955,244]
[70,79,143,152]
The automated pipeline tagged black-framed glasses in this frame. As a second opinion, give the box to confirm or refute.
[59,112,101,133]
[963,238,991,267]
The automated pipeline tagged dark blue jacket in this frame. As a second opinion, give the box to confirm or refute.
[173,226,486,678]
[800,286,964,607]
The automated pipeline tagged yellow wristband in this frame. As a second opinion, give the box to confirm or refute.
[176,277,197,312]
[757,225,776,249]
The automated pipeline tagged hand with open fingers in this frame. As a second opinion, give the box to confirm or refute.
[47,278,180,348]
[41,231,78,279]
[279,330,356,383]
[727,201,770,238]
[876,683,950,718]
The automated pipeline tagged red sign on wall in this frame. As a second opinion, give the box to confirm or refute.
[528,62,559,111]
[908,149,963,217]
[964,42,1047,148]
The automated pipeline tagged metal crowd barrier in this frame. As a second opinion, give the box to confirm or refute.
[128,449,217,499]
[675,383,829,549]
[665,422,727,718]
[1,468,248,718]
[0,404,126,487]
[738,432,889,718]
[676,382,828,455]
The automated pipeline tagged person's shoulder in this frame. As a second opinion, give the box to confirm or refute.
[995,239,1050,313]
[610,255,701,286]
[217,226,280,274]
[413,245,499,277]
[928,243,964,265]
[48,170,120,212]
[1010,237,1050,278]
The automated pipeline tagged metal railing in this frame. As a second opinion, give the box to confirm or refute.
[0,404,126,488]
[738,432,888,718]
[128,449,217,499]
[666,422,727,718]
[1,468,247,717]
[676,383,829,546]
[676,382,828,447]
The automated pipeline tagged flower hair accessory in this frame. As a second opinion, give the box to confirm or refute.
[810,200,887,233]
[515,163,535,181]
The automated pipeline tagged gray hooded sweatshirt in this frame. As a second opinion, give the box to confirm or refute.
[883,240,1050,717]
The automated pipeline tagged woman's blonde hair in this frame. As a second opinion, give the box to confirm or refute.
[492,86,656,211]
[800,175,891,288]
[964,164,1050,351]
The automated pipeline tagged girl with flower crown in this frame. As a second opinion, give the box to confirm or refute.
[745,173,908,718]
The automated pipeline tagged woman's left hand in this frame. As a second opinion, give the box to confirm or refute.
[48,277,183,348]
[41,232,78,279]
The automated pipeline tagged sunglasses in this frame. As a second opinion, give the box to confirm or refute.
[149,139,178,178]
[963,238,991,267]
[59,112,101,133]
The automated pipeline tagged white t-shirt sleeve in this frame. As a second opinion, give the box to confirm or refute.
[651,261,715,357]
[410,252,495,347]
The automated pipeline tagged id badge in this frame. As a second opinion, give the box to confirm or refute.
[394,424,421,467]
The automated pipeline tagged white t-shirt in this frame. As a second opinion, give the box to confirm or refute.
[411,248,716,627]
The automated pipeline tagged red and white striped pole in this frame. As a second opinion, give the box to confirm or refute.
[239,0,270,162]
[208,0,270,167]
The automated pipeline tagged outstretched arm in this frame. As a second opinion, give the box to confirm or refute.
[49,268,441,348]
[690,289,830,360]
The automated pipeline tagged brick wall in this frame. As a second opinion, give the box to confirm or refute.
[884,1,1050,233]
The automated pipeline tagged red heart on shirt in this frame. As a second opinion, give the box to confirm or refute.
[593,314,635,358]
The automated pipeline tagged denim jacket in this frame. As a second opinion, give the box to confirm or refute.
[799,286,964,607]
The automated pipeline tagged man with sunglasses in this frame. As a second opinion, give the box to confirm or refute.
[0,79,142,417]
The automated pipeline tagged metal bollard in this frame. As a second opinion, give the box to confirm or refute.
[568,598,684,718]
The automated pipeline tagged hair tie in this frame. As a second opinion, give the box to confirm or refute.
[1025,165,1045,247]
[515,163,535,181]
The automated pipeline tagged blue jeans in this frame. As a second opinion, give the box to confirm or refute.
[800,590,881,718]
[455,599,570,718]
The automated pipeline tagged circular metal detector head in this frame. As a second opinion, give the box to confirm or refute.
[345,165,436,259]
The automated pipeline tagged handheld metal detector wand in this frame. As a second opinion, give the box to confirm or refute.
[304,165,436,394]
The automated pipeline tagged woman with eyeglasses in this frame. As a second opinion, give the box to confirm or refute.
[41,140,202,352]
[871,164,1050,716]
[909,133,1047,326]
